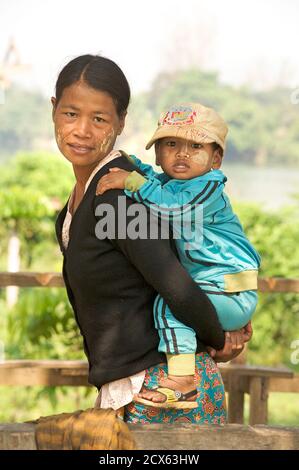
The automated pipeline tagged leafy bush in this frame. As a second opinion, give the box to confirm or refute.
[4,288,84,360]
[234,202,299,371]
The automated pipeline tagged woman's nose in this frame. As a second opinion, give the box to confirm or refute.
[73,119,92,139]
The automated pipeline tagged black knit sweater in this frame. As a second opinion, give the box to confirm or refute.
[56,155,225,389]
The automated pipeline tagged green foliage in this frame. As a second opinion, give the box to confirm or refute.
[0,151,74,269]
[0,151,74,203]
[0,386,93,423]
[233,202,299,371]
[0,186,51,221]
[4,288,84,360]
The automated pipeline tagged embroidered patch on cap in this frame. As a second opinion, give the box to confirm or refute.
[161,105,197,126]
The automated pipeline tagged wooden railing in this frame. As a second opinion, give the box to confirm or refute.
[1,421,299,450]
[1,272,299,291]
[0,272,298,426]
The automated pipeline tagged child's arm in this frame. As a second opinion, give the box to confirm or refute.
[96,155,164,196]
[128,155,162,179]
[96,168,132,195]
[124,173,224,214]
[97,168,224,217]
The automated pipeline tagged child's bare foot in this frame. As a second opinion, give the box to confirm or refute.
[136,374,196,404]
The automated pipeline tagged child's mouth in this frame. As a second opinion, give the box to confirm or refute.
[173,162,190,171]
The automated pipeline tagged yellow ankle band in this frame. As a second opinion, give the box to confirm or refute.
[166,353,195,376]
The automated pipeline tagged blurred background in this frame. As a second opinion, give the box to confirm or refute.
[0,0,298,425]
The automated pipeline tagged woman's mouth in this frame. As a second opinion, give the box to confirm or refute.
[68,143,94,155]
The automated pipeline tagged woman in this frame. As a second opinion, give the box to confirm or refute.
[52,54,250,424]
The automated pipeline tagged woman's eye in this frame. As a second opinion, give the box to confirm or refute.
[94,116,105,123]
[64,112,76,118]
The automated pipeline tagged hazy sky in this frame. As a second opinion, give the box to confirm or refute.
[1,0,299,97]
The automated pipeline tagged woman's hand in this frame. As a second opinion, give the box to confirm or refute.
[207,321,253,363]
[242,320,253,343]
[96,168,130,195]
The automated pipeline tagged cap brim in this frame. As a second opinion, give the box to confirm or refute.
[145,126,224,150]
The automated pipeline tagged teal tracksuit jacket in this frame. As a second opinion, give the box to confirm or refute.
[124,156,261,354]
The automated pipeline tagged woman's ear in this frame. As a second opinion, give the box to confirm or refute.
[117,111,127,136]
[51,97,56,122]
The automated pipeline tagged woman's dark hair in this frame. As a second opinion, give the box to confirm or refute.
[54,55,130,117]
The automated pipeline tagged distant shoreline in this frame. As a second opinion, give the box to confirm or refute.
[223,164,299,209]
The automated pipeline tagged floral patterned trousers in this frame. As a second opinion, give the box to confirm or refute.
[124,352,227,424]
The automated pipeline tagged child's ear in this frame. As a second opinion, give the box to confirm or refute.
[155,142,161,166]
[212,149,223,169]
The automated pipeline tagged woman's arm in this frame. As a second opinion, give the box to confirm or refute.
[94,190,225,350]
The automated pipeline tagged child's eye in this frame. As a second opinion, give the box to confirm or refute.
[192,143,202,149]
[166,141,176,147]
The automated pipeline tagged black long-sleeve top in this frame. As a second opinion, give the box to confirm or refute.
[55,155,225,389]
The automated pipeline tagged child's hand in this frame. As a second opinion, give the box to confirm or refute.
[96,168,130,195]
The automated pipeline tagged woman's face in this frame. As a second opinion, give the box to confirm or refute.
[51,81,126,168]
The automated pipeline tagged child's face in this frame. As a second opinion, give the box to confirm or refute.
[51,81,125,170]
[156,137,222,180]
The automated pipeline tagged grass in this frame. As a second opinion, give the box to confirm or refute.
[258,393,299,426]
[229,393,299,427]
[0,387,298,426]
[0,387,94,423]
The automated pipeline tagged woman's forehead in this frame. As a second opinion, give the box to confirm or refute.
[58,82,116,114]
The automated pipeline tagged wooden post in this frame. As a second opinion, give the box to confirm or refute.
[249,376,269,425]
[228,375,245,424]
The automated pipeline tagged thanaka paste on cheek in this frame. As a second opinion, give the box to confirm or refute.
[191,149,211,167]
[55,127,71,155]
[55,127,63,147]
[94,128,116,155]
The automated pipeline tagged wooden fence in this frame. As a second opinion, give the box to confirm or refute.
[1,422,299,450]
[0,272,298,426]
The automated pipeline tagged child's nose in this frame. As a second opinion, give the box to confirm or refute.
[176,146,190,158]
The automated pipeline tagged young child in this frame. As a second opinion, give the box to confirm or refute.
[97,103,261,409]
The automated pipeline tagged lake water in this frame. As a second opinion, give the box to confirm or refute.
[221,164,299,209]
